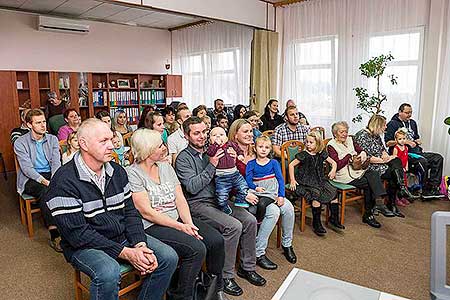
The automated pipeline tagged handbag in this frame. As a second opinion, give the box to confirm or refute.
[193,272,217,300]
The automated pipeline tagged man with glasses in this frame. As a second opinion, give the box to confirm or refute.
[385,103,444,199]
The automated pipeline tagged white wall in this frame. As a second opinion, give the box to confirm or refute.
[0,10,171,73]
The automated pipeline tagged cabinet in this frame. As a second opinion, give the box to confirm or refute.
[166,75,183,98]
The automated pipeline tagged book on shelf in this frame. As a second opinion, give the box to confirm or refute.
[110,107,139,124]
[93,90,107,106]
[109,91,138,106]
[139,90,165,105]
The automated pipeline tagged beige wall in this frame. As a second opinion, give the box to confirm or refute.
[0,9,171,73]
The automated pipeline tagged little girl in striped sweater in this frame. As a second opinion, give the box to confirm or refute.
[245,135,285,222]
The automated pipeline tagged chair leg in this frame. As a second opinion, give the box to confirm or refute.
[74,270,82,300]
[25,200,34,238]
[340,192,347,226]
[300,198,307,232]
[276,219,281,248]
[19,196,26,225]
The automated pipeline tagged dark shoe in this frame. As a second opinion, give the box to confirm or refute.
[328,203,345,231]
[374,204,395,218]
[222,205,233,215]
[312,206,327,236]
[48,237,63,253]
[387,204,405,218]
[398,186,418,200]
[237,266,266,286]
[282,246,297,264]
[422,187,445,199]
[362,214,381,228]
[256,255,278,270]
[223,279,243,296]
[215,291,230,300]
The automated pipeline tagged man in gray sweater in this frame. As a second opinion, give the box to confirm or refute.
[14,108,61,251]
[175,117,266,297]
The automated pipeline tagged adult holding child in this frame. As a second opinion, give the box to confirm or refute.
[127,128,227,300]
[229,119,296,270]
[327,121,388,228]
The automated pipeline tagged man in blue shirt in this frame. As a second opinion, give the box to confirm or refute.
[14,109,62,251]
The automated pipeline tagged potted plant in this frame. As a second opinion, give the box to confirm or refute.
[353,53,397,122]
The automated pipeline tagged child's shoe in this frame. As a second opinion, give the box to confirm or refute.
[234,199,250,208]
[222,205,233,215]
[396,197,407,207]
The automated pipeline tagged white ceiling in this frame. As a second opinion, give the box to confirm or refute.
[0,0,206,29]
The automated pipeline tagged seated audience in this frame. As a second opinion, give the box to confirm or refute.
[385,103,444,199]
[355,115,415,218]
[259,99,284,132]
[45,118,177,300]
[62,131,79,165]
[96,110,123,145]
[127,128,228,300]
[272,105,310,158]
[14,109,62,251]
[229,119,296,270]
[167,107,191,163]
[243,110,262,142]
[289,131,344,236]
[112,109,133,135]
[327,121,387,228]
[175,117,266,297]
[163,106,179,135]
[206,126,249,214]
[142,111,169,144]
[233,105,247,123]
[208,99,232,126]
[112,131,130,167]
[193,105,208,119]
[57,109,81,141]
[284,99,309,125]
[10,108,30,144]
[216,114,229,132]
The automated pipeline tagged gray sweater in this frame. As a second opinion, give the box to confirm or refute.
[14,132,61,194]
[174,145,217,206]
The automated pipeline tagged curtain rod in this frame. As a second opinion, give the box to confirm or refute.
[273,0,308,8]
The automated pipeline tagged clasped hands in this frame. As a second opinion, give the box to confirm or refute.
[120,245,158,276]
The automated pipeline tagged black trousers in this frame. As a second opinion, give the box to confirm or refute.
[409,152,444,187]
[145,217,225,300]
[350,169,386,212]
[23,172,55,228]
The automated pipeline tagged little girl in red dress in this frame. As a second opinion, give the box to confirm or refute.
[392,129,410,206]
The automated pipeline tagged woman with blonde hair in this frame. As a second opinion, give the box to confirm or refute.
[126,128,227,300]
[354,115,415,219]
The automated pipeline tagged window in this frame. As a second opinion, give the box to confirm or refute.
[179,48,246,108]
[368,28,424,120]
[292,36,338,128]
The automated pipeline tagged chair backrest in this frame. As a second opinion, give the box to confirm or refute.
[122,132,133,147]
[310,126,325,139]
[59,140,67,155]
[280,140,305,183]
[262,130,274,137]
[323,138,332,147]
[111,151,120,164]
[48,114,66,135]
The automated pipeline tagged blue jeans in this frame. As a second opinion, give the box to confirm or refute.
[256,200,295,257]
[215,171,248,207]
[70,234,178,300]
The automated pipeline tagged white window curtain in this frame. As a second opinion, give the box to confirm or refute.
[430,1,450,172]
[280,0,429,133]
[172,22,253,108]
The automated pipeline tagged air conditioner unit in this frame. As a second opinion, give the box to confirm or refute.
[38,16,90,34]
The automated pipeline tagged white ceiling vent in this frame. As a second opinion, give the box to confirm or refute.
[38,16,90,34]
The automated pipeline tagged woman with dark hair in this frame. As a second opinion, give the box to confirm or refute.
[163,106,179,135]
[233,105,247,122]
[143,111,169,143]
[259,99,284,132]
[57,108,80,141]
[138,106,155,129]
[96,110,123,145]
[192,105,208,118]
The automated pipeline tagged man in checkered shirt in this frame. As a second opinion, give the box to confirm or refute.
[273,105,310,157]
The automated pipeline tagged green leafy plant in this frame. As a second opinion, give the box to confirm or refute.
[445,117,450,135]
[352,53,398,123]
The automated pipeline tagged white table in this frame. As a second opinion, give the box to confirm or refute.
[272,268,409,300]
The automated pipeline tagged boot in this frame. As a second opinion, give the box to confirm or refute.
[362,211,381,228]
[393,169,417,200]
[312,206,326,236]
[386,191,405,218]
[328,203,345,230]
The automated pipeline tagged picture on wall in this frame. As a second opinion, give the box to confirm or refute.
[117,79,130,88]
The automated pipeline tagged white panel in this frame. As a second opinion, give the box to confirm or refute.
[0,0,26,8]
[106,7,151,22]
[52,0,100,16]
[20,0,66,12]
[142,0,267,28]
[81,2,128,18]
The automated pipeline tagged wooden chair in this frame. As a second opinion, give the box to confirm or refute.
[310,126,325,139]
[14,155,40,238]
[111,152,120,164]
[59,140,67,155]
[74,263,142,300]
[122,132,133,147]
[262,130,274,137]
